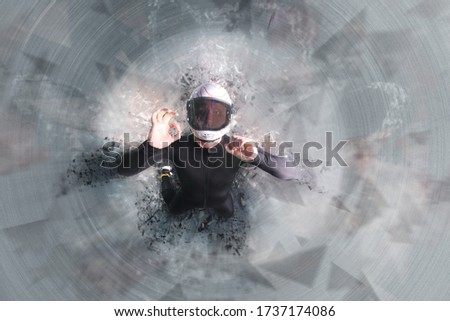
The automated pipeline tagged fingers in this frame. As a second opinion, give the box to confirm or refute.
[227,135,243,148]
[162,110,178,123]
[224,142,234,154]
[225,135,241,153]
[225,144,255,161]
[168,120,181,138]
[228,135,255,149]
[225,135,257,161]
[241,141,257,158]
[151,108,168,123]
[152,108,179,124]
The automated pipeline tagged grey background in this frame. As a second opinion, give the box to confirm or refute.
[0,0,449,300]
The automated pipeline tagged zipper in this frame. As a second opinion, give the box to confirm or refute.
[203,149,209,208]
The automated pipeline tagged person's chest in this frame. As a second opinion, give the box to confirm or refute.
[172,141,241,181]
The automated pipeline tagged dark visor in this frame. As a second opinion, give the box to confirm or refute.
[187,97,232,130]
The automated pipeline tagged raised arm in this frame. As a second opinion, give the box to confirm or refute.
[117,108,181,176]
[251,148,299,181]
[117,140,165,176]
[225,135,313,183]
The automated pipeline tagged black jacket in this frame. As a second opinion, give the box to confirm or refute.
[118,134,299,207]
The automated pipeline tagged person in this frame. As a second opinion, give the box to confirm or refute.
[118,83,302,219]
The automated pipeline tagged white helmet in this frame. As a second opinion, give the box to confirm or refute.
[186,83,234,141]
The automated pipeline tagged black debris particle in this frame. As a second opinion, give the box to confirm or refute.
[136,170,252,256]
[61,145,122,194]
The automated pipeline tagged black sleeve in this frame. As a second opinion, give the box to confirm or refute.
[250,147,301,181]
[117,140,169,176]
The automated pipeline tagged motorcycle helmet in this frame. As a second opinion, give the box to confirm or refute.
[186,83,234,141]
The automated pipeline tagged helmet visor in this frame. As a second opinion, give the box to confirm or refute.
[187,97,232,131]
